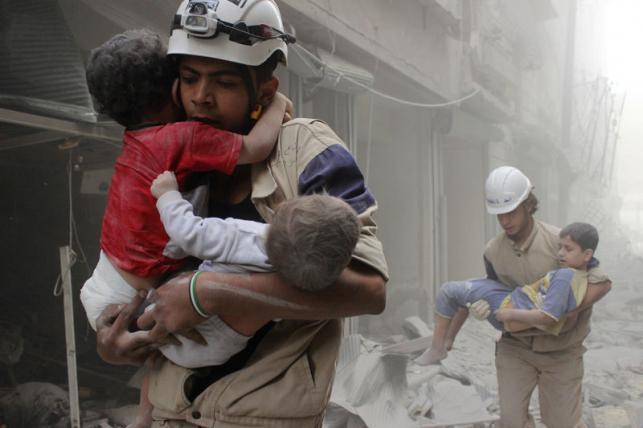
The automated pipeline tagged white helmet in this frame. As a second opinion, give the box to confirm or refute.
[168,0,295,66]
[484,166,534,215]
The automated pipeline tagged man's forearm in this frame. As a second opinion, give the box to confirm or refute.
[572,281,612,313]
[196,262,386,320]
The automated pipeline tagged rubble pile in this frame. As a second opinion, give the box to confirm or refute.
[325,264,643,428]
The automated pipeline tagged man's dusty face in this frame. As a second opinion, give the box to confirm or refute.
[496,204,530,240]
[178,56,250,133]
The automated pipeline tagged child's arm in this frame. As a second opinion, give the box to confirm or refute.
[237,92,292,164]
[495,308,557,332]
[150,171,271,269]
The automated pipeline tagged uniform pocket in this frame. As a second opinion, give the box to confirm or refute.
[147,359,193,414]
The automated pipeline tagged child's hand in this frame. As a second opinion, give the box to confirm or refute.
[151,171,178,199]
[283,95,294,123]
[494,308,512,322]
[271,92,293,123]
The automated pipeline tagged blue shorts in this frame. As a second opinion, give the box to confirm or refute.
[435,278,513,330]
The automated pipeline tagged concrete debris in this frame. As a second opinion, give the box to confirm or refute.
[83,418,115,428]
[326,334,496,428]
[323,403,368,428]
[102,404,138,427]
[0,382,69,428]
[587,405,635,428]
[326,335,417,428]
[417,377,494,426]
[0,322,23,366]
[406,382,432,419]
[585,382,631,407]
[0,382,142,428]
[381,336,432,355]
[402,316,433,339]
[625,401,643,428]
[328,274,643,428]
[407,365,441,390]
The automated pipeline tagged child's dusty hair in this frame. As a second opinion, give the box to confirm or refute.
[85,29,176,128]
[560,222,599,251]
[266,194,360,291]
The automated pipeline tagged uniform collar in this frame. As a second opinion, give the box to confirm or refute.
[510,219,539,253]
[250,161,277,201]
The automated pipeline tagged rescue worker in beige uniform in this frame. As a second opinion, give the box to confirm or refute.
[475,166,611,427]
[93,1,388,427]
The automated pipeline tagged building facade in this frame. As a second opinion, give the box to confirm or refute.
[0,0,620,343]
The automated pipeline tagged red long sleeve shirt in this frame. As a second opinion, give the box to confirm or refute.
[100,122,242,278]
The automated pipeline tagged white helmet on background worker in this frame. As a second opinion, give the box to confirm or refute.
[484,166,533,215]
[168,0,295,66]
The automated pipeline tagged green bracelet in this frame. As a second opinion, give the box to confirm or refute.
[189,271,210,318]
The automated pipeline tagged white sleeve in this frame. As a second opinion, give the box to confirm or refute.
[156,191,271,269]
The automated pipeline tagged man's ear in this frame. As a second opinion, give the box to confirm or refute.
[172,78,183,109]
[256,76,279,106]
[583,248,594,263]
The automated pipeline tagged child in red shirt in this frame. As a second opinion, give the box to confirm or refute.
[80,29,289,329]
[81,29,290,428]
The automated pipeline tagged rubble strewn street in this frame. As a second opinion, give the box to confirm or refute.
[325,250,643,428]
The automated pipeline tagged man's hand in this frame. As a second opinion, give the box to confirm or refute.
[95,291,158,366]
[137,273,205,343]
[559,310,580,332]
[150,171,178,199]
[467,300,491,320]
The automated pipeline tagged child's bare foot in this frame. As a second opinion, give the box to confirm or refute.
[414,348,448,365]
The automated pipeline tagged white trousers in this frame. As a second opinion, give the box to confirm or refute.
[80,251,249,368]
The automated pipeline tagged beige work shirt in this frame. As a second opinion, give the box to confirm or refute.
[147,119,388,427]
[484,220,610,352]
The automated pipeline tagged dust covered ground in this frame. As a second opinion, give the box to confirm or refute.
[326,251,643,427]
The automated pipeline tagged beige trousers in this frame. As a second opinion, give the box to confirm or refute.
[495,336,586,428]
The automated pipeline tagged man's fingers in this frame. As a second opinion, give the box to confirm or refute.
[469,300,491,320]
[113,290,148,330]
[137,307,155,330]
[127,329,159,347]
[157,334,181,347]
[148,322,169,343]
[95,304,123,329]
[127,345,156,365]
[112,290,147,330]
[178,328,207,345]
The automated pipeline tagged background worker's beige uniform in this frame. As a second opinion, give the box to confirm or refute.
[485,220,609,428]
[146,119,389,428]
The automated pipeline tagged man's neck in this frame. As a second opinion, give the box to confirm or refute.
[509,216,535,248]
[212,165,252,204]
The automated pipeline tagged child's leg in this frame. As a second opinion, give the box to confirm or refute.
[159,311,274,369]
[219,312,271,337]
[128,371,152,428]
[415,313,451,365]
[444,307,468,350]
[415,281,471,365]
